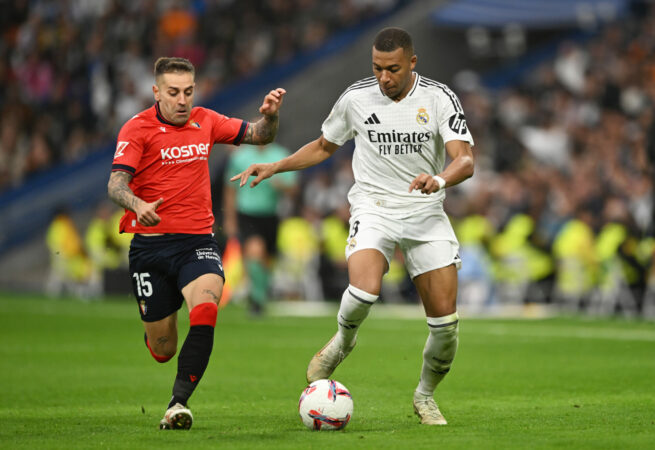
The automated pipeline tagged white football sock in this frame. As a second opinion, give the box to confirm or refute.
[416,312,459,396]
[335,284,378,347]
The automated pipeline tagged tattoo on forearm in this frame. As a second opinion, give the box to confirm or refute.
[244,114,279,145]
[156,336,169,346]
[108,171,138,211]
[202,289,220,302]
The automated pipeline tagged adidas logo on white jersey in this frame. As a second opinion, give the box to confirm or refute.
[364,113,381,124]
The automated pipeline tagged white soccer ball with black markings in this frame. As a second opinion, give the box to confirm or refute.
[298,379,353,431]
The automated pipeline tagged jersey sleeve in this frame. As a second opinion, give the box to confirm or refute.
[321,93,354,146]
[112,119,145,175]
[436,89,475,147]
[208,109,249,146]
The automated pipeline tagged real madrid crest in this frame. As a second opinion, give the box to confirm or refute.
[416,107,429,125]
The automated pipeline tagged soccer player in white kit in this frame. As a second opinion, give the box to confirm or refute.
[231,27,474,425]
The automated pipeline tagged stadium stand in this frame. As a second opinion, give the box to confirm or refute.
[0,0,652,317]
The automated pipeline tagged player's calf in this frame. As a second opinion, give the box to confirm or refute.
[145,333,175,363]
[168,302,218,408]
[306,285,378,383]
[416,312,459,395]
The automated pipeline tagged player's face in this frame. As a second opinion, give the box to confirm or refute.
[372,47,416,101]
[153,72,195,125]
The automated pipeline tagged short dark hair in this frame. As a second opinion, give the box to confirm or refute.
[373,27,414,55]
[154,57,195,78]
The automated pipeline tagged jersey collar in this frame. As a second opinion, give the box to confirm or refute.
[407,72,419,98]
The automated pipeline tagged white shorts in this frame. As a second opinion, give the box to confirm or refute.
[345,207,461,279]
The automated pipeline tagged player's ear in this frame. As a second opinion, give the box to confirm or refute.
[410,54,417,70]
[153,84,160,101]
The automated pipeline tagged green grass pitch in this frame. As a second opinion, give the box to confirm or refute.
[1,292,654,449]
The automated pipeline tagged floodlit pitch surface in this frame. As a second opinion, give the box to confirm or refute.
[1,293,654,449]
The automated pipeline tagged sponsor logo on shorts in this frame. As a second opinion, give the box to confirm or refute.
[196,247,223,271]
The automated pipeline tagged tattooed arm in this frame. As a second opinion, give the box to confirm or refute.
[242,88,286,145]
[108,171,163,226]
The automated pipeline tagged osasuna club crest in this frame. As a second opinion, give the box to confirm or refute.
[448,113,468,134]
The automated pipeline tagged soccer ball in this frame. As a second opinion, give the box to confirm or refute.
[298,379,353,431]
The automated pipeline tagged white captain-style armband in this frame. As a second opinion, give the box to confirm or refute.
[432,175,446,190]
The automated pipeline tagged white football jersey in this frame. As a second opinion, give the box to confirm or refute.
[322,73,474,214]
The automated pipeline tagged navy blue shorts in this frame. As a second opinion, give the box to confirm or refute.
[128,234,225,322]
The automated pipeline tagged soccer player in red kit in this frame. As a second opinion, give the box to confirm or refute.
[107,57,286,430]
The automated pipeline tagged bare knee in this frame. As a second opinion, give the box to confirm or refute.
[151,335,177,357]
[349,279,382,296]
[144,315,178,362]
[347,249,387,295]
[147,334,177,362]
[182,273,224,308]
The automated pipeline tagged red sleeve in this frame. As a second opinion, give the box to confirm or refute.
[112,118,145,175]
[207,108,249,146]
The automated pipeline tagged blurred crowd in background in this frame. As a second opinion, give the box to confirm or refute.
[4,1,654,316]
[448,8,655,315]
[0,0,397,191]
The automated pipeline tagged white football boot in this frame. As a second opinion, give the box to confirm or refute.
[159,403,193,430]
[413,391,447,425]
[306,333,356,383]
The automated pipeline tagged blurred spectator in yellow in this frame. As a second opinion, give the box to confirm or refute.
[490,213,553,304]
[320,204,351,300]
[85,201,131,295]
[592,197,647,316]
[456,213,496,313]
[45,206,94,298]
[552,207,598,310]
[273,205,323,302]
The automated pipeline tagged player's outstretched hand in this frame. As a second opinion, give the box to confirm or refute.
[136,197,163,226]
[230,163,276,188]
[409,174,442,195]
[259,88,286,117]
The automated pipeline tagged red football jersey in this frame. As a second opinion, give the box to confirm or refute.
[112,103,248,234]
